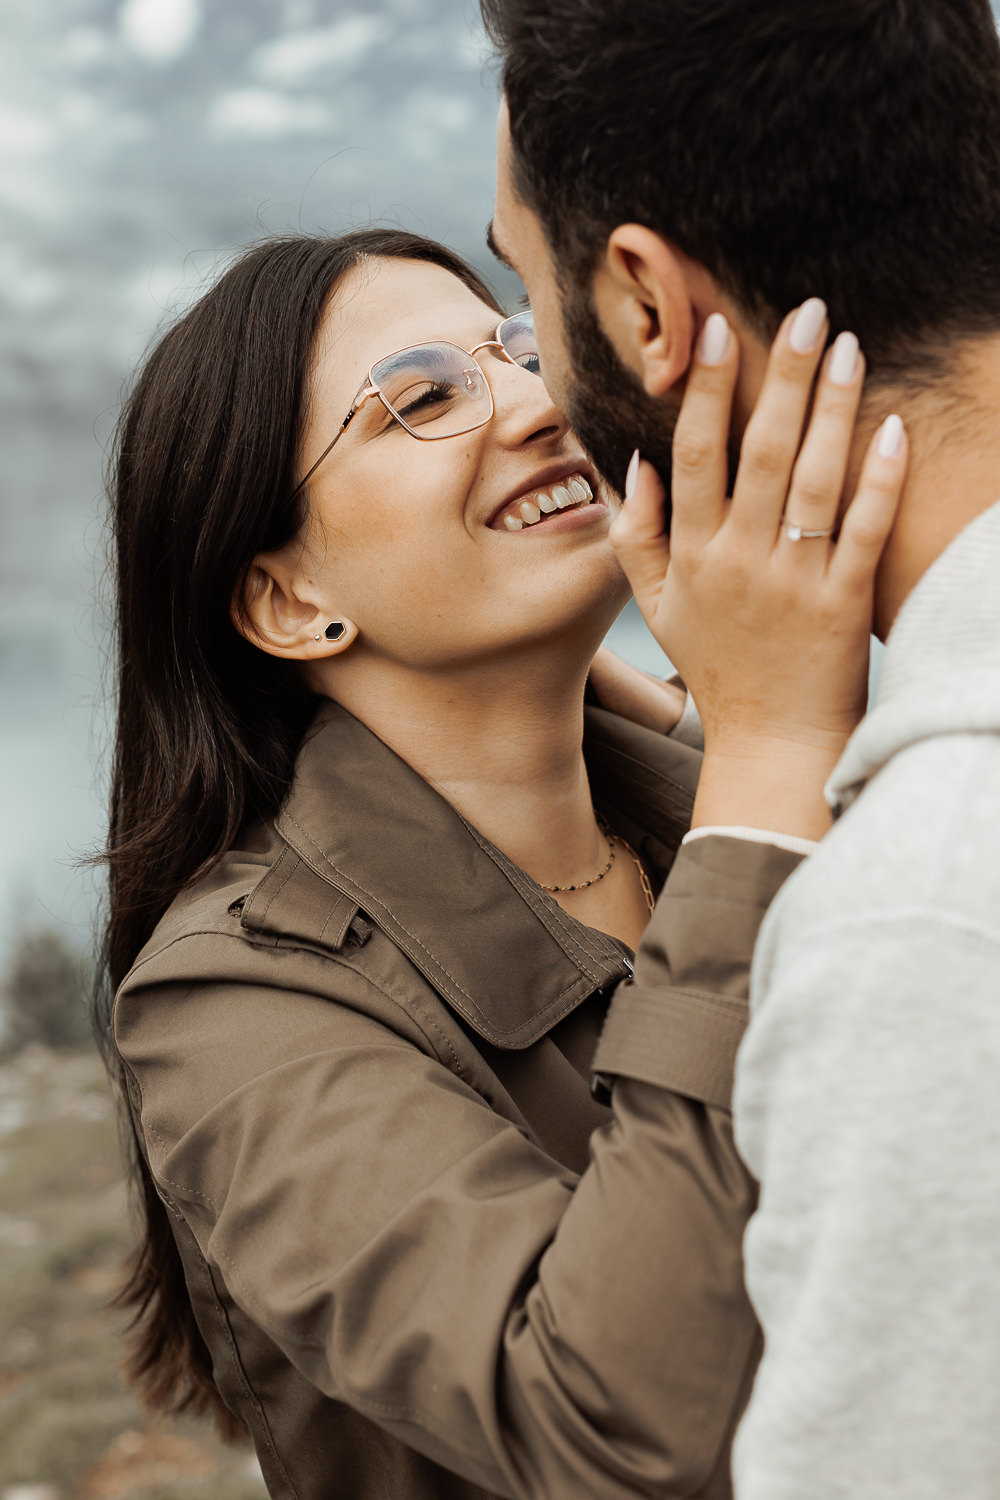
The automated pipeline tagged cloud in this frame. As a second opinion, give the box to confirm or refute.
[61,27,112,70]
[454,27,494,70]
[58,93,101,131]
[396,90,476,160]
[0,106,58,156]
[252,16,393,85]
[119,0,201,64]
[0,248,61,311]
[208,89,332,139]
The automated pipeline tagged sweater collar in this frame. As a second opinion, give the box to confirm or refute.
[829,498,1000,815]
[266,697,698,1048]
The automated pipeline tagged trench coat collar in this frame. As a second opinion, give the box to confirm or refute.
[270,697,698,1050]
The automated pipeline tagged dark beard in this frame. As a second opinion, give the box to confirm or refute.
[560,283,739,522]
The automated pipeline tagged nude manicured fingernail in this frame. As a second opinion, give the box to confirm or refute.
[789,297,828,354]
[624,448,640,501]
[877,413,904,458]
[698,313,730,366]
[828,331,860,386]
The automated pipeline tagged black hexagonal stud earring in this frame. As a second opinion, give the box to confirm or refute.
[324,621,346,642]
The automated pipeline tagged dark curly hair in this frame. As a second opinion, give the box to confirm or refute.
[483,0,1000,383]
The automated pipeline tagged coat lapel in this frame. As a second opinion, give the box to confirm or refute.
[257,698,696,1049]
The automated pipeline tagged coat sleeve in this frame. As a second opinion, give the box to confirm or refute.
[115,836,801,1500]
[731,912,1000,1500]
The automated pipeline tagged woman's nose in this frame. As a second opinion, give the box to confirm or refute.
[488,355,569,448]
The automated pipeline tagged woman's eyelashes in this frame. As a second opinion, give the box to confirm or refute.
[396,381,458,422]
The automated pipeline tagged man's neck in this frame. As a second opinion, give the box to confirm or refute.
[864,339,1000,639]
[735,327,1000,642]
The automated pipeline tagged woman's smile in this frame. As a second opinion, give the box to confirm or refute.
[486,463,598,531]
[282,256,627,675]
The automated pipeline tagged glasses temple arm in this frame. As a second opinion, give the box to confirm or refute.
[288,388,373,500]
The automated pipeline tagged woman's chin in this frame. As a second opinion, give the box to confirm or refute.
[507,572,631,663]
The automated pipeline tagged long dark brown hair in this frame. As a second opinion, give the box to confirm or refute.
[96,229,500,1435]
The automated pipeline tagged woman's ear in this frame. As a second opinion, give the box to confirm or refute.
[592,224,699,398]
[233,555,357,661]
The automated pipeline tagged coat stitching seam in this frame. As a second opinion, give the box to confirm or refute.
[203,1230,508,1482]
[282,813,482,1008]
[255,845,298,927]
[621,985,748,1020]
[200,1262,298,1494]
[280,811,581,1034]
[317,893,350,944]
[456,817,612,982]
[118,1066,298,1488]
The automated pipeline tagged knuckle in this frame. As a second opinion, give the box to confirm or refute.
[789,474,833,512]
[671,429,714,474]
[740,438,788,484]
[845,515,887,550]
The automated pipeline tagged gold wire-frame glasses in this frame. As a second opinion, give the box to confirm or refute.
[289,309,539,499]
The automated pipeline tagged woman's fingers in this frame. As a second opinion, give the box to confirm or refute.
[830,414,908,590]
[609,455,671,619]
[668,312,740,545]
[778,331,866,561]
[728,298,830,545]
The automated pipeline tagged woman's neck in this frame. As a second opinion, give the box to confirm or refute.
[319,640,607,892]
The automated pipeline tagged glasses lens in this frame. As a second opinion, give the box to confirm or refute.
[499,311,541,376]
[372,342,491,437]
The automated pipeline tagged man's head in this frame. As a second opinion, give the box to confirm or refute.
[485,0,1000,494]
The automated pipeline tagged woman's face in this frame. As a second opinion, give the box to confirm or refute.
[293,256,628,672]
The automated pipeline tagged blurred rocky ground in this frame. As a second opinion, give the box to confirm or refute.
[0,984,266,1500]
[0,1040,267,1499]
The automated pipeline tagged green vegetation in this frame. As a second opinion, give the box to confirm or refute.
[1,922,92,1054]
[0,1045,265,1499]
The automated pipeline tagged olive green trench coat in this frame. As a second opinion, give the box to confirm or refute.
[114,698,800,1499]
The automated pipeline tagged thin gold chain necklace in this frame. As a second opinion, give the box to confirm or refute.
[539,816,655,918]
[612,828,655,918]
[538,814,616,893]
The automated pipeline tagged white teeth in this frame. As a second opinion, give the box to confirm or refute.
[498,474,594,531]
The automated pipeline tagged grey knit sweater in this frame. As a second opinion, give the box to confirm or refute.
[733,501,1000,1499]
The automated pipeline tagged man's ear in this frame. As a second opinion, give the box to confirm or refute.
[592,224,699,398]
[233,552,357,661]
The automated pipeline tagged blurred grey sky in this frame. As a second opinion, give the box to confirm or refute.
[4,0,996,967]
[0,0,497,957]
[0,0,671,968]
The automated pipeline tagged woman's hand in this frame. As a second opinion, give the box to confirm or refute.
[609,300,908,840]
[587,647,688,736]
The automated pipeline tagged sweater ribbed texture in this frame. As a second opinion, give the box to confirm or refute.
[732,501,1000,1500]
